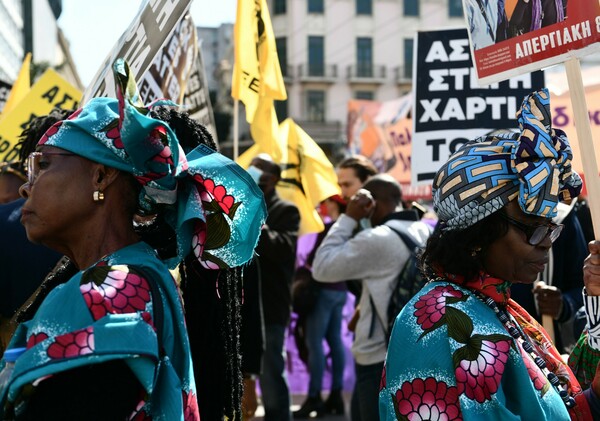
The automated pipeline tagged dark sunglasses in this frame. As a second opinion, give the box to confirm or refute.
[499,212,563,246]
[26,151,77,186]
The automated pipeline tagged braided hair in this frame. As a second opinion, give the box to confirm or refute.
[149,107,244,421]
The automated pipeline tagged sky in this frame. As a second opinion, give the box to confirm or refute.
[58,0,236,87]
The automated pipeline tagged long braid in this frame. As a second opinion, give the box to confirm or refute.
[222,266,243,420]
[149,107,246,419]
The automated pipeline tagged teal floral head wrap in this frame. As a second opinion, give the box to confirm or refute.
[38,58,267,269]
[433,89,582,231]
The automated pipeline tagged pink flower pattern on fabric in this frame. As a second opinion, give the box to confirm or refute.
[26,332,49,349]
[46,327,94,359]
[413,285,464,330]
[455,339,511,403]
[38,122,63,145]
[80,267,152,321]
[183,390,200,421]
[195,174,236,215]
[519,344,548,391]
[103,119,124,149]
[393,377,462,420]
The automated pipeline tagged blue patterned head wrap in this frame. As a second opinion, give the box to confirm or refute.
[433,89,582,231]
[38,58,267,269]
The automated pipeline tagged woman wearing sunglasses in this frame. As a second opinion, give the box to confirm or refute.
[0,59,266,420]
[379,89,600,420]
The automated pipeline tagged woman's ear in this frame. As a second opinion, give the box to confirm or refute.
[93,164,121,191]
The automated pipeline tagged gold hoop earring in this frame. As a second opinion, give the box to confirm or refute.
[471,247,482,257]
[93,191,105,202]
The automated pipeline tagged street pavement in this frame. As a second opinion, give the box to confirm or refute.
[253,393,351,420]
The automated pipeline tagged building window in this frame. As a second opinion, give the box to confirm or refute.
[404,38,413,79]
[307,90,325,122]
[274,0,286,14]
[357,37,373,77]
[448,0,463,17]
[404,0,419,16]
[275,100,288,122]
[356,0,372,15]
[308,36,324,76]
[276,37,287,77]
[355,91,374,100]
[308,0,323,13]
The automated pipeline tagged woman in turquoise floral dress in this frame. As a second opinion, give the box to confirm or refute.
[380,89,600,420]
[0,59,266,420]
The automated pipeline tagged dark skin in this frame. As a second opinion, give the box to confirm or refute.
[19,146,139,270]
[345,183,398,226]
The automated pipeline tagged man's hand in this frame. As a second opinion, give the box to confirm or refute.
[346,189,375,221]
[584,241,600,296]
[533,282,563,319]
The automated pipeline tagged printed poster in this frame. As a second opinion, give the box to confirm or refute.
[347,96,432,199]
[463,0,600,84]
[0,69,81,163]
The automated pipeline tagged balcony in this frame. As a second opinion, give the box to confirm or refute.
[347,64,387,84]
[281,65,294,83]
[296,64,338,83]
[296,120,343,145]
[394,66,412,84]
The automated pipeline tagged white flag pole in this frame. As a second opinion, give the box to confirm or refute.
[233,99,239,161]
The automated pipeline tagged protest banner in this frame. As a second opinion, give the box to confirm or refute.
[550,83,600,186]
[0,80,11,115]
[464,1,600,85]
[0,69,81,163]
[347,95,431,199]
[183,40,218,143]
[82,0,192,104]
[137,13,196,105]
[412,28,545,186]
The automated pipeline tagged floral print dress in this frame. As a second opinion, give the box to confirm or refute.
[379,278,591,420]
[0,242,199,420]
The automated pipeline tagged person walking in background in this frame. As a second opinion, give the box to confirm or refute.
[380,89,600,420]
[313,174,430,421]
[294,195,348,418]
[245,153,300,421]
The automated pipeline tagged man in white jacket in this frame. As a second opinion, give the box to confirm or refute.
[312,174,430,421]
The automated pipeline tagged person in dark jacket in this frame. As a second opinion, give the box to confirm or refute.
[245,153,300,421]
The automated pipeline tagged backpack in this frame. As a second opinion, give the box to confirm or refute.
[369,224,427,344]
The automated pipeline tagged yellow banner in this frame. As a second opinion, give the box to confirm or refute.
[0,69,81,163]
[1,53,31,117]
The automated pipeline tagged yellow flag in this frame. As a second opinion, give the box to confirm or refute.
[2,53,32,117]
[241,114,341,235]
[231,0,286,123]
[249,98,283,161]
[281,119,341,208]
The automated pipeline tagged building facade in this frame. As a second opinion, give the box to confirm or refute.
[269,0,466,153]
[0,0,81,95]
